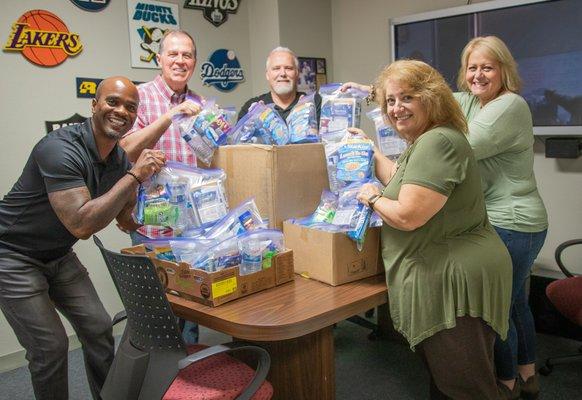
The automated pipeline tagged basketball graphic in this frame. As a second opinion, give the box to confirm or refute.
[3,10,83,67]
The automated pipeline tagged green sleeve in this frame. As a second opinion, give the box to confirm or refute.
[466,94,531,160]
[402,130,467,197]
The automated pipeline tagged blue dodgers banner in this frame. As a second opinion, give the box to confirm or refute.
[200,49,244,92]
[184,0,241,27]
[69,0,111,12]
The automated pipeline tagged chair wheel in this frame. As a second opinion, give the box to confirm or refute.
[539,365,552,376]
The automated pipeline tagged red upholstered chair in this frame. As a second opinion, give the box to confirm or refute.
[539,239,582,376]
[93,236,273,400]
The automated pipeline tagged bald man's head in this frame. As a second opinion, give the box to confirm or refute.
[92,76,139,140]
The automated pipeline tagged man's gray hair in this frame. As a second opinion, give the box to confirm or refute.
[266,46,299,70]
[158,29,197,58]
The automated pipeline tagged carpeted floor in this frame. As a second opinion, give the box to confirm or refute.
[1,320,580,399]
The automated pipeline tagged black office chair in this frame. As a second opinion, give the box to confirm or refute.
[539,239,582,376]
[93,235,273,400]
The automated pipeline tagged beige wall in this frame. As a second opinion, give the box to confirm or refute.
[0,0,334,369]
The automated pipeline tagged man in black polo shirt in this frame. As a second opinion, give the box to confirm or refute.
[0,77,165,400]
[237,46,321,122]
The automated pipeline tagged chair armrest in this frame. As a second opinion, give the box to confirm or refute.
[178,342,271,400]
[112,310,127,326]
[555,239,582,278]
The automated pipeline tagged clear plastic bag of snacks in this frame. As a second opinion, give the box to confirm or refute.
[332,180,380,250]
[170,236,238,272]
[174,99,231,165]
[323,129,374,193]
[203,198,266,241]
[286,93,319,144]
[258,103,289,145]
[319,83,367,136]
[238,229,285,275]
[366,107,407,161]
[229,102,289,145]
[228,102,269,144]
[303,190,338,226]
[135,162,229,235]
[220,106,238,128]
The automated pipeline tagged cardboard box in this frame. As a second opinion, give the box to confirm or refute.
[122,245,295,306]
[283,221,382,286]
[211,143,329,229]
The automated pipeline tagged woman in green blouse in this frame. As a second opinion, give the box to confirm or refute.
[455,36,548,400]
[347,60,512,399]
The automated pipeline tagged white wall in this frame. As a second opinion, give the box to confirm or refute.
[330,0,582,274]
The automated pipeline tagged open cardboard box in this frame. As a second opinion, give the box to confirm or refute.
[283,221,382,286]
[122,245,295,306]
[211,143,329,229]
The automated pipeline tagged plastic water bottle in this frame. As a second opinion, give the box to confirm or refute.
[168,181,190,233]
[239,240,263,276]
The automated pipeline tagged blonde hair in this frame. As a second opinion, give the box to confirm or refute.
[376,59,468,137]
[457,36,521,93]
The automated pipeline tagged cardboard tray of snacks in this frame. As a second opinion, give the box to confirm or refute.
[122,245,295,306]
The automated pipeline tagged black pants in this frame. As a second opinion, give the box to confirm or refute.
[0,248,114,400]
[418,316,500,400]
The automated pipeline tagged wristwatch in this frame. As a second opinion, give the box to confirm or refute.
[368,194,381,209]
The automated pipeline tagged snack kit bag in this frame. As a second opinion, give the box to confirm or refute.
[174,99,231,165]
[257,103,289,145]
[332,180,380,250]
[228,105,261,144]
[135,162,229,235]
[229,102,290,145]
[301,190,338,226]
[170,236,239,272]
[321,129,346,194]
[366,107,407,160]
[221,106,238,128]
[286,93,319,144]
[203,198,267,241]
[323,130,374,194]
[319,83,367,136]
[189,178,229,228]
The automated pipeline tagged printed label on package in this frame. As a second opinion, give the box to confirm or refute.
[184,0,240,27]
[127,0,180,69]
[3,10,83,67]
[200,48,244,92]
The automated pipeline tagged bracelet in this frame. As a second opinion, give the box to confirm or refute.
[126,170,142,185]
[368,194,381,209]
[365,84,376,106]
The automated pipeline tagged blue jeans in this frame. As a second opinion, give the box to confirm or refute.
[130,231,199,345]
[493,227,547,380]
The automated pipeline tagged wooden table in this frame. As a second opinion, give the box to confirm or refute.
[169,274,388,400]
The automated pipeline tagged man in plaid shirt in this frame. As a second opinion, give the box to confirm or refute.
[120,29,202,343]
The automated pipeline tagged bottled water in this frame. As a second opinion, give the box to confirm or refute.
[239,240,264,276]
